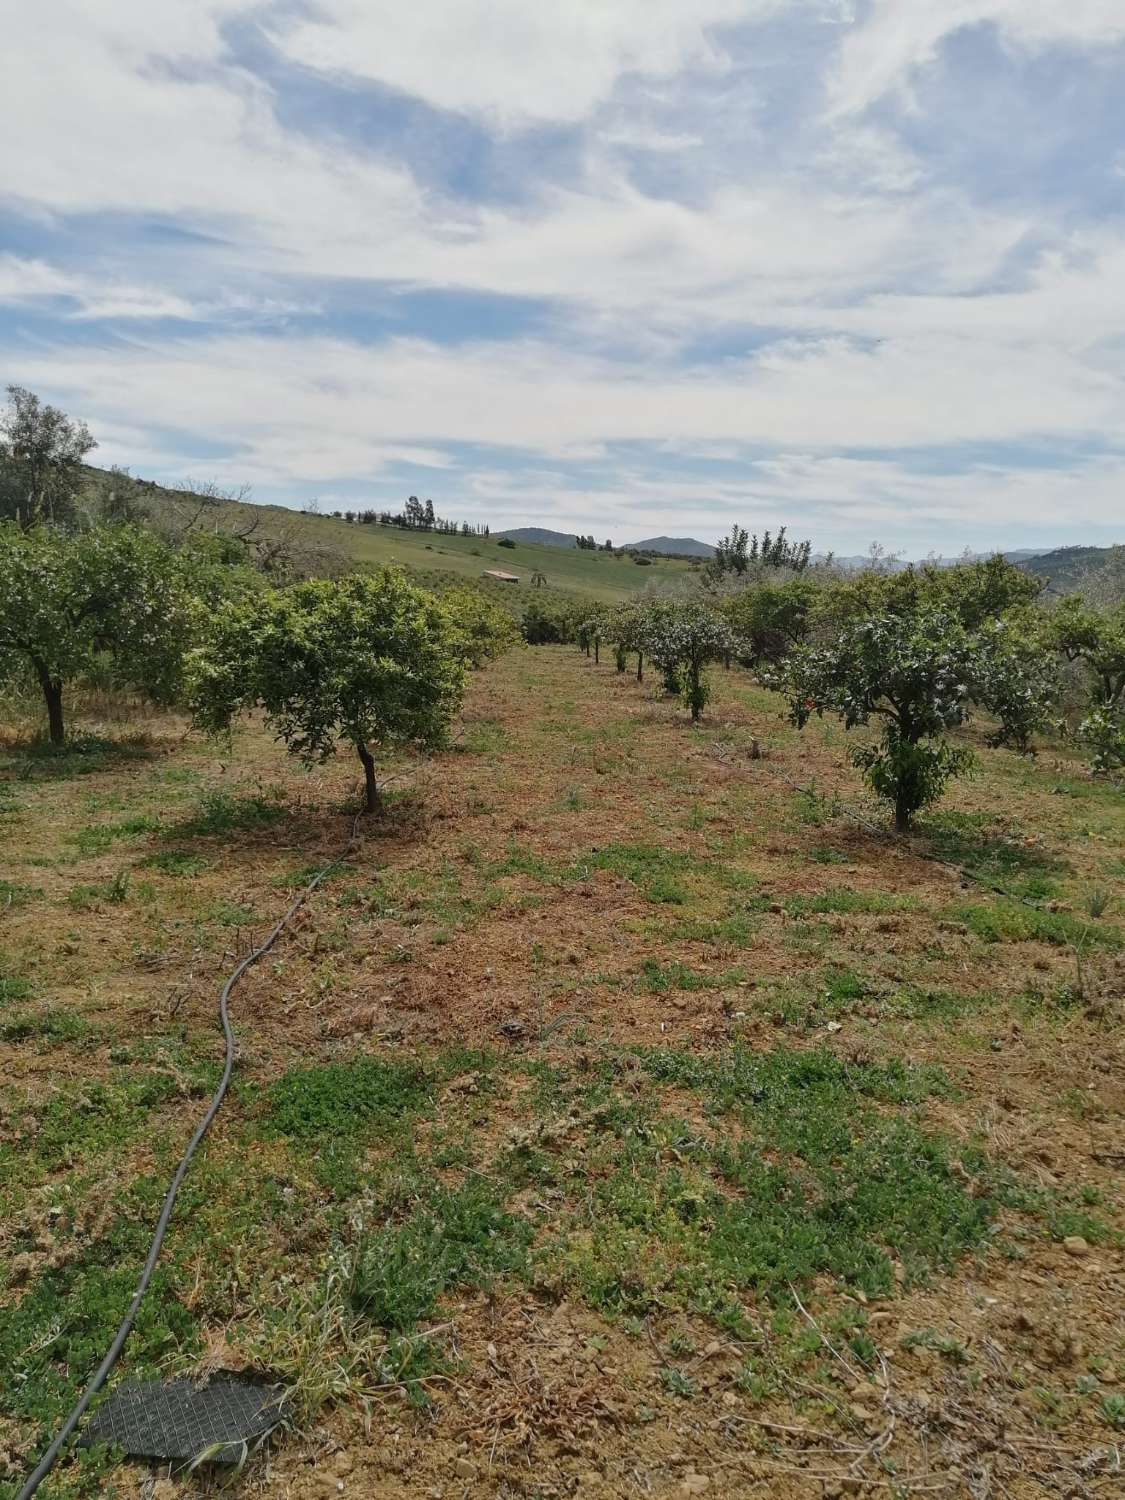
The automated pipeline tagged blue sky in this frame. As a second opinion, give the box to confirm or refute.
[2,1,1124,554]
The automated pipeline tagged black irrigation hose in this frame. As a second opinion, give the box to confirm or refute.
[17,815,364,1500]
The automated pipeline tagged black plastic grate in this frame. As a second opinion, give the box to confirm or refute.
[79,1375,286,1464]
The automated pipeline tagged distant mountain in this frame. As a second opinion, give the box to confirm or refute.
[493,527,578,548]
[1016,545,1121,593]
[830,548,1051,573]
[630,536,714,558]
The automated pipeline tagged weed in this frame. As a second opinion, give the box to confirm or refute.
[142,849,210,877]
[0,878,40,908]
[347,1177,531,1331]
[1086,888,1112,919]
[951,900,1121,949]
[171,789,289,838]
[1,1007,93,1044]
[265,1056,431,1139]
[784,888,915,918]
[660,1367,696,1398]
[1101,1394,1125,1429]
[901,1329,971,1363]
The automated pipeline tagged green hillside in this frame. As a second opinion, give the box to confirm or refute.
[89,470,697,604]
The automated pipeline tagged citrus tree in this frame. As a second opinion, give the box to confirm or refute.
[440,587,521,667]
[0,522,190,743]
[190,569,465,813]
[1049,596,1125,770]
[607,602,647,677]
[719,578,817,667]
[777,608,982,830]
[643,602,735,721]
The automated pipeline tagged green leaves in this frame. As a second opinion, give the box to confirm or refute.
[0,521,193,740]
[189,568,468,805]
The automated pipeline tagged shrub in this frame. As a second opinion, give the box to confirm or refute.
[642,602,736,721]
[776,607,984,830]
[0,522,192,743]
[190,569,465,813]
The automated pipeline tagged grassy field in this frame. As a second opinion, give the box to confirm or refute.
[133,480,698,603]
[1,648,1123,1499]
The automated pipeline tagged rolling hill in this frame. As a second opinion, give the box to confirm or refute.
[88,471,696,604]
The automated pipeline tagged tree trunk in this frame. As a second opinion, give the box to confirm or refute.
[894,798,911,833]
[594,638,599,665]
[35,665,65,744]
[636,652,643,682]
[354,739,381,815]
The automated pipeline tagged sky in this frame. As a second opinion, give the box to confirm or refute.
[2,2,1124,555]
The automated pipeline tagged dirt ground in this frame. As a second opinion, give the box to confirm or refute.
[1,646,1122,1500]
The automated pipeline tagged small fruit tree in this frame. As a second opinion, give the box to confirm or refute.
[718,578,817,667]
[190,569,467,813]
[643,602,736,721]
[607,602,647,677]
[0,521,190,743]
[777,607,982,830]
[1050,595,1125,771]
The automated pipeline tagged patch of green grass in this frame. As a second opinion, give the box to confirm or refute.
[0,1007,93,1045]
[639,960,744,994]
[0,733,152,781]
[65,871,132,910]
[141,849,210,877]
[264,1056,431,1139]
[170,789,289,839]
[808,847,848,865]
[460,719,508,754]
[577,844,694,904]
[784,888,915,918]
[950,899,1122,949]
[72,815,161,855]
[0,973,33,1005]
[0,878,40,908]
[918,811,1067,891]
[347,1177,531,1332]
[205,899,256,927]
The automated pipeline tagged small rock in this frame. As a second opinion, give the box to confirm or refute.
[334,1452,353,1477]
[152,1482,176,1500]
[721,1391,738,1407]
[1063,1236,1089,1257]
[680,1475,711,1495]
[452,1457,476,1480]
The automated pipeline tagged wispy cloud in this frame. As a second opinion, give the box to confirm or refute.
[2,2,1123,551]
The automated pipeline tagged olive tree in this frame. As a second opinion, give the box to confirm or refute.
[0,522,190,743]
[643,602,736,721]
[189,570,466,813]
[0,386,96,530]
[777,608,984,830]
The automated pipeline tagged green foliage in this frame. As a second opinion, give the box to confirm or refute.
[1078,706,1125,772]
[190,568,466,812]
[719,578,817,667]
[171,789,288,837]
[775,605,1008,828]
[264,1055,431,1139]
[641,602,736,721]
[520,596,584,644]
[950,899,1121,949]
[0,385,96,530]
[708,524,811,580]
[439,587,521,668]
[0,521,192,743]
[346,1178,531,1331]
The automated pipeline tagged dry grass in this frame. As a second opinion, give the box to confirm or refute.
[1,647,1123,1500]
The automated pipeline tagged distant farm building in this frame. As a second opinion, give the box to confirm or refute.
[482,569,520,584]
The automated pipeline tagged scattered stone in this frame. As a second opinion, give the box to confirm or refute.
[334,1451,353,1477]
[680,1474,711,1495]
[452,1457,476,1480]
[1063,1236,1089,1257]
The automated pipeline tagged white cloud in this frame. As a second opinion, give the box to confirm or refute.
[829,0,1125,116]
[273,0,763,126]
